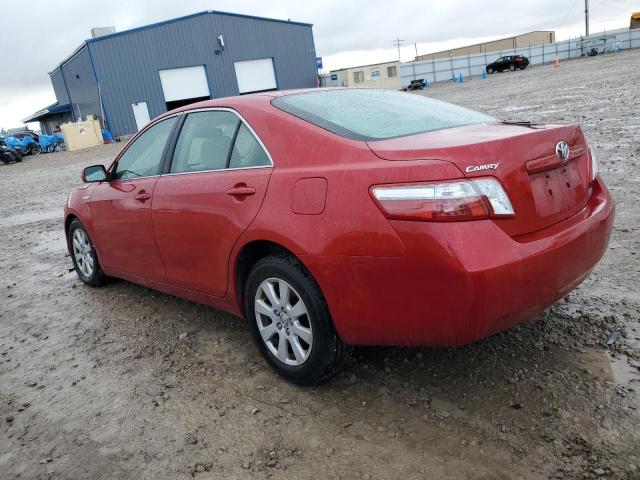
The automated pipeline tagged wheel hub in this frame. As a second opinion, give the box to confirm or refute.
[279,312,291,327]
[72,229,94,277]
[254,278,313,366]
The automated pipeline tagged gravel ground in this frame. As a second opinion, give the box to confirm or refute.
[1,49,639,480]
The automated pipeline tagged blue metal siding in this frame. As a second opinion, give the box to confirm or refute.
[50,69,70,105]
[60,47,100,122]
[89,12,316,137]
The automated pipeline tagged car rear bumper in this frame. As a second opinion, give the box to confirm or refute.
[302,177,614,346]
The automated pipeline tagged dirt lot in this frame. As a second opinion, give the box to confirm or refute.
[2,50,639,480]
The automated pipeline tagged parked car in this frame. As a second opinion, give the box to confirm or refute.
[64,89,613,385]
[486,55,529,74]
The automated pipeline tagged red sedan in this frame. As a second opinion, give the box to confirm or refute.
[65,89,614,384]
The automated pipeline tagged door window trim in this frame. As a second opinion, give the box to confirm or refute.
[108,113,182,182]
[162,107,274,177]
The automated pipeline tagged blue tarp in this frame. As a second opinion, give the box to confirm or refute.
[4,136,35,150]
[39,133,64,152]
[4,133,64,153]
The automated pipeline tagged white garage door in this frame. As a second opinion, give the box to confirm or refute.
[159,66,210,102]
[234,58,277,94]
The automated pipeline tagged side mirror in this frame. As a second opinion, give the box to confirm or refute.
[82,165,107,183]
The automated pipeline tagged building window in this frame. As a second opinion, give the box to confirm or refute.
[387,66,397,78]
[353,71,364,83]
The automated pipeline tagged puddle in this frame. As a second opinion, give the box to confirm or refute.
[0,208,62,228]
[575,347,640,387]
[30,229,67,255]
[608,352,640,386]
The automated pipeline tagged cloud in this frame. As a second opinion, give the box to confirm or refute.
[0,0,635,127]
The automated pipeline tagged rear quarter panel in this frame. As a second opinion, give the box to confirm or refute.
[227,100,465,312]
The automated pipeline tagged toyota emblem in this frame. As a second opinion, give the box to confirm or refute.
[555,140,570,162]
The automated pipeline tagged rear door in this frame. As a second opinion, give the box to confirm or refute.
[91,116,178,280]
[152,109,273,297]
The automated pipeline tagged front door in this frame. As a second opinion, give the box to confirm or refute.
[152,110,273,297]
[91,116,178,280]
[132,102,151,131]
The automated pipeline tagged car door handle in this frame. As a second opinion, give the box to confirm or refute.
[226,185,256,197]
[134,191,152,202]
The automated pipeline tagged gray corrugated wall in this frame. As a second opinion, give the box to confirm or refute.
[50,69,70,106]
[60,47,100,122]
[88,12,317,137]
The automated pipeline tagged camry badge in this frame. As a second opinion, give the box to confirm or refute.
[465,163,499,173]
[556,140,570,161]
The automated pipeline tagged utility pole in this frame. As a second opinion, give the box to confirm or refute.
[414,43,419,60]
[393,37,405,62]
[585,0,590,37]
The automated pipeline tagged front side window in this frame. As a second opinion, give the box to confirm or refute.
[228,124,270,168]
[170,111,240,173]
[353,71,364,83]
[272,89,494,141]
[113,117,178,180]
[387,65,397,77]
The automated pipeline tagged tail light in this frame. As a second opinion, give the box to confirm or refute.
[371,178,514,222]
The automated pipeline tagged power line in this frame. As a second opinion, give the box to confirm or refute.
[592,0,630,14]
[556,0,581,30]
[393,37,405,61]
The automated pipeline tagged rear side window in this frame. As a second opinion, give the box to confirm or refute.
[170,111,239,173]
[272,89,494,141]
[228,124,270,169]
[114,116,178,180]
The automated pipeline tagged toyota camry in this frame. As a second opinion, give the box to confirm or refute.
[64,89,614,384]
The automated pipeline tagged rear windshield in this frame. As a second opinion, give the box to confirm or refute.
[272,89,494,141]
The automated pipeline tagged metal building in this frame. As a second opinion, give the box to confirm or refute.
[24,10,317,138]
[415,31,555,62]
[326,60,401,90]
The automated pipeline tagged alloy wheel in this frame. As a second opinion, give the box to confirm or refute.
[254,278,313,366]
[72,228,94,278]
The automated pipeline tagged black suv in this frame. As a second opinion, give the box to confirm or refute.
[486,55,529,74]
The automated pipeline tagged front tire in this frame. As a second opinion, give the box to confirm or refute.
[486,67,494,74]
[509,64,516,71]
[245,255,351,385]
[68,219,108,287]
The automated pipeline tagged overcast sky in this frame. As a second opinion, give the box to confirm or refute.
[0,0,636,129]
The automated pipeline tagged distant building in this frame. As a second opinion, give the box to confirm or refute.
[631,12,640,29]
[415,31,555,61]
[328,60,401,90]
[23,10,318,138]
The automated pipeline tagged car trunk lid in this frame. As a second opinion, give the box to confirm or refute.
[367,122,591,237]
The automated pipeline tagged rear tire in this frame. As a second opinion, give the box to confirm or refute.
[68,219,108,287]
[486,67,494,74]
[245,254,352,385]
[520,65,527,70]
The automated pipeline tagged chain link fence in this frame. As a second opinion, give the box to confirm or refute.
[400,27,640,87]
